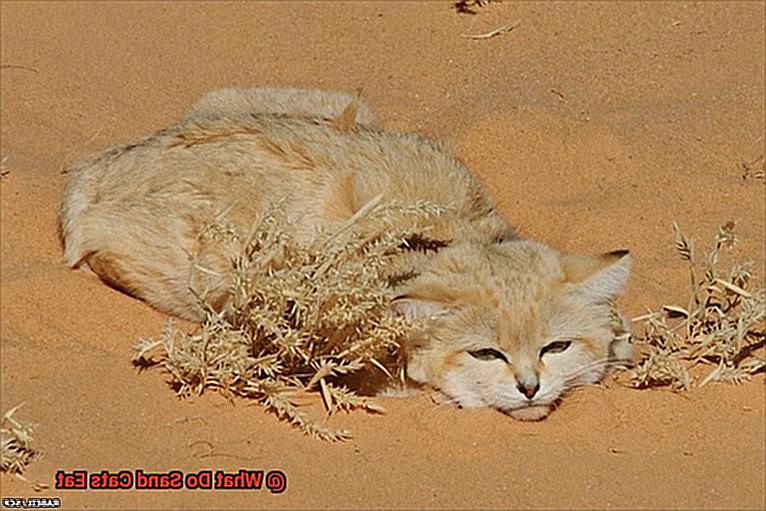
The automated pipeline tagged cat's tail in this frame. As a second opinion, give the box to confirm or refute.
[185,87,377,126]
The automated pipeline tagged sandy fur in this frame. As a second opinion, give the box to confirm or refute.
[185,87,378,126]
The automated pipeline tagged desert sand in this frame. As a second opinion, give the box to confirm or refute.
[1,2,764,509]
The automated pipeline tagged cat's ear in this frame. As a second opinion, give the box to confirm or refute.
[563,250,631,302]
[391,296,455,321]
[329,89,363,132]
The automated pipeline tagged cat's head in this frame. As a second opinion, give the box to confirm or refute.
[394,240,632,421]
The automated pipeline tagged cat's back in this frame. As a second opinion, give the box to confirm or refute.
[59,91,512,320]
[62,110,499,245]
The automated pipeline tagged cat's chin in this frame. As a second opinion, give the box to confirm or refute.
[506,405,552,421]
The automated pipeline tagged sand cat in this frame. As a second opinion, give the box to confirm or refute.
[59,87,632,421]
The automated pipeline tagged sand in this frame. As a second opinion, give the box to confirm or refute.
[1,2,764,508]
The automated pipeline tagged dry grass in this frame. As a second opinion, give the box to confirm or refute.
[454,0,496,15]
[134,198,443,440]
[461,22,519,40]
[2,404,43,482]
[1,155,9,181]
[740,154,764,181]
[624,222,765,390]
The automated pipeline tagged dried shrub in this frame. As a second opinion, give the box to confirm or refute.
[740,154,764,181]
[625,222,765,390]
[0,155,9,181]
[454,0,495,15]
[134,198,444,440]
[2,405,43,479]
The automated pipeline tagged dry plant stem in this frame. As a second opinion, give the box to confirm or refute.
[0,64,40,73]
[454,0,495,15]
[627,222,765,391]
[134,201,436,440]
[462,22,519,40]
[0,155,9,181]
[740,154,764,180]
[1,404,47,490]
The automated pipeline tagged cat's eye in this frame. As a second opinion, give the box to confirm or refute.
[540,340,572,357]
[468,348,508,362]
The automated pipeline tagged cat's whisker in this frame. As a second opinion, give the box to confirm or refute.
[564,357,613,375]
[564,367,610,384]
[562,358,615,383]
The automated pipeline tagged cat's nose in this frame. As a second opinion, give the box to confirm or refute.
[517,380,540,399]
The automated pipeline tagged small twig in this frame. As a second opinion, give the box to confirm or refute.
[462,22,519,40]
[1,64,40,73]
[550,88,567,102]
[740,154,764,181]
[454,0,494,14]
[1,155,9,181]
[189,439,252,461]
